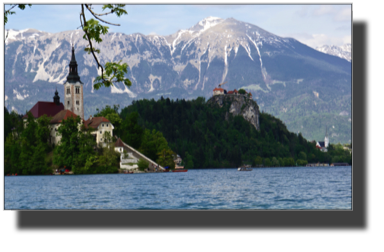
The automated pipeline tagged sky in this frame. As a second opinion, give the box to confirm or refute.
[3,3,352,48]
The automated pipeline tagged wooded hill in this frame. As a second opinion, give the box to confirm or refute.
[119,97,351,168]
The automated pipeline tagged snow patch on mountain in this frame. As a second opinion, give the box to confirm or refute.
[171,30,188,55]
[13,89,29,100]
[315,43,351,62]
[241,43,253,61]
[197,16,223,32]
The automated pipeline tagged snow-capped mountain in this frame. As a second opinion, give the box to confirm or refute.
[315,43,351,62]
[4,17,352,143]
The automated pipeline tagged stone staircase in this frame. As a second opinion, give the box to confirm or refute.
[116,138,164,171]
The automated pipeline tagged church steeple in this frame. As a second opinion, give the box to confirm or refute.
[53,88,60,105]
[65,46,83,84]
[324,126,329,148]
[63,46,84,120]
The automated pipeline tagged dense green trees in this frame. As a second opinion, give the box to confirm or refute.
[119,97,351,168]
[4,113,52,175]
[94,105,122,136]
[53,116,119,174]
[4,110,119,175]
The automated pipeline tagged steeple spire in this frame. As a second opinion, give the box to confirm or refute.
[65,46,83,84]
[53,87,60,105]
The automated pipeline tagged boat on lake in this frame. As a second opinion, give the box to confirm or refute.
[171,165,187,172]
[238,165,252,171]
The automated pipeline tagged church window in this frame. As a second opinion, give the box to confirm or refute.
[76,87,80,94]
[76,100,79,105]
[106,124,108,127]
[67,88,70,94]
[67,101,70,105]
[102,124,104,127]
[100,131,102,134]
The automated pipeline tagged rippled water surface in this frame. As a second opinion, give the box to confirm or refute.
[5,166,351,210]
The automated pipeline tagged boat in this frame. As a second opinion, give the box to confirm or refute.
[238,166,252,171]
[173,164,187,172]
[172,169,188,172]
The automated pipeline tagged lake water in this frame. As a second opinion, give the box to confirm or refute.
[4,166,351,210]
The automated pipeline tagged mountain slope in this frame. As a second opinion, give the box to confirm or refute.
[4,17,351,143]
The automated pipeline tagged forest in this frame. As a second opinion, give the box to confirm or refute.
[4,96,351,175]
[118,96,352,168]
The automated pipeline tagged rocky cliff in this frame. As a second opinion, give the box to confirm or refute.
[207,94,260,130]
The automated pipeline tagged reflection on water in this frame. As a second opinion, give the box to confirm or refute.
[5,166,351,210]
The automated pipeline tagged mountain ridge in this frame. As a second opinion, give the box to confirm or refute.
[4,17,351,144]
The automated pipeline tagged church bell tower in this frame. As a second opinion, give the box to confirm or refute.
[324,126,329,148]
[64,46,84,120]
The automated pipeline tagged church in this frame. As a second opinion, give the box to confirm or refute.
[23,46,114,146]
[316,127,330,152]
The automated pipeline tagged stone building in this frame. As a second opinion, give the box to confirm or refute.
[84,115,114,145]
[22,89,64,122]
[49,109,80,146]
[213,87,225,96]
[64,46,84,120]
[22,47,113,146]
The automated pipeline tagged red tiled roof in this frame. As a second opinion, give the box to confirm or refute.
[22,101,64,119]
[213,88,224,92]
[50,110,79,124]
[234,89,238,93]
[84,116,110,129]
[227,91,234,94]
[114,138,125,147]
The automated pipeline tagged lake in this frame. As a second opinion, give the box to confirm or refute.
[4,166,352,210]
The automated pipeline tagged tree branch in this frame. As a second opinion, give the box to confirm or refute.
[85,4,120,26]
[80,4,106,83]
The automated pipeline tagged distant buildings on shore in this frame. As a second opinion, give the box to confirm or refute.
[316,127,329,152]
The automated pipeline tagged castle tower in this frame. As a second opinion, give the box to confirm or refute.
[324,126,329,148]
[64,46,84,120]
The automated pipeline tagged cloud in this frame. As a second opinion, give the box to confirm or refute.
[334,7,351,22]
[282,32,351,48]
[336,25,351,31]
[296,6,310,17]
[313,5,336,16]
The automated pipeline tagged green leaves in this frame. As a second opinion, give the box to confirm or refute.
[102,4,128,17]
[84,47,100,54]
[93,61,132,90]
[4,4,31,25]
[83,19,109,43]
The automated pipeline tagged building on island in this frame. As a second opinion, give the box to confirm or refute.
[22,47,113,146]
[316,127,329,152]
[22,89,64,122]
[213,87,225,96]
[49,109,80,145]
[214,87,253,98]
[173,154,182,165]
[84,115,114,144]
[64,46,84,120]
[114,138,125,153]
